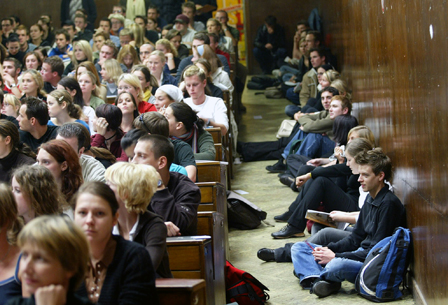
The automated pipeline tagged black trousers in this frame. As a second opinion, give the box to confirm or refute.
[286,176,358,231]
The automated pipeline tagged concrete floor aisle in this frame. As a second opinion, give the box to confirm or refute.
[227,82,415,305]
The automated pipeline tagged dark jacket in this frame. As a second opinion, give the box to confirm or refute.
[77,235,159,305]
[60,0,97,25]
[19,125,59,153]
[133,211,173,278]
[328,186,405,262]
[254,24,286,52]
[0,149,35,183]
[149,172,200,236]
[148,0,183,24]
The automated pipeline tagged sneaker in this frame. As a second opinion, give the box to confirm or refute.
[310,280,341,297]
[271,224,305,239]
[266,160,286,173]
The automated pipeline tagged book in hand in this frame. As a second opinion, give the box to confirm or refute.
[305,210,339,228]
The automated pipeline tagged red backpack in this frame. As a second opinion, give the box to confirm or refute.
[225,261,270,304]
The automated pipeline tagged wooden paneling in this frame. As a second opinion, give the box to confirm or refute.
[2,0,117,28]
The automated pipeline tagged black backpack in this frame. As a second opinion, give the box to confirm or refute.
[227,191,267,230]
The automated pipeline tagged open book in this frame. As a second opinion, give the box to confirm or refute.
[305,210,346,229]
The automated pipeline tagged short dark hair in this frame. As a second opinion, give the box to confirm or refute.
[1,17,12,25]
[133,112,169,137]
[134,15,147,25]
[58,123,85,151]
[265,15,277,27]
[138,134,174,167]
[44,56,64,77]
[147,5,159,13]
[58,77,84,108]
[207,32,219,44]
[95,104,122,131]
[4,57,22,70]
[10,15,20,24]
[306,30,322,44]
[7,33,19,44]
[354,148,392,181]
[193,32,210,44]
[121,128,147,151]
[297,20,310,28]
[309,47,326,59]
[165,29,181,41]
[54,29,70,42]
[100,17,111,27]
[182,1,196,13]
[62,20,76,31]
[321,86,339,96]
[23,97,49,125]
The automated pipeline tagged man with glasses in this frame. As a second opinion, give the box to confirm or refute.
[1,18,14,47]
[215,10,239,44]
[109,14,125,36]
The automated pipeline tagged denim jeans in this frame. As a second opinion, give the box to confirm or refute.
[294,133,335,158]
[282,130,308,159]
[285,104,301,118]
[291,242,364,284]
[286,87,301,105]
[280,65,300,82]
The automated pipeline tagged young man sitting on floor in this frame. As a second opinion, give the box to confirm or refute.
[290,148,405,297]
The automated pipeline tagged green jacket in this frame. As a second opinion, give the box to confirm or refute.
[298,110,334,138]
[299,69,318,107]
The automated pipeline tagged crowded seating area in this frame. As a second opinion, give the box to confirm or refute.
[0,2,416,305]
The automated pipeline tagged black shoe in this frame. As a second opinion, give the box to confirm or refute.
[257,248,275,262]
[279,174,295,187]
[271,224,305,239]
[266,160,286,173]
[311,280,341,297]
[273,211,290,222]
[291,183,300,192]
[300,276,319,289]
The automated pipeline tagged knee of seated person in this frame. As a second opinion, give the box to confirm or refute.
[291,241,313,254]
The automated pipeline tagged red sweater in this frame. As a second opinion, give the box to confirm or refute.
[138,101,157,113]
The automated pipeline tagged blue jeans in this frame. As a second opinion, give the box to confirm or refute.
[294,133,335,158]
[285,105,301,118]
[282,130,308,159]
[286,87,301,105]
[291,242,364,284]
[280,65,300,82]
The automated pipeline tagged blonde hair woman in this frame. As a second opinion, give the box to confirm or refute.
[78,71,105,110]
[75,61,107,101]
[155,38,179,73]
[1,93,21,118]
[147,50,178,86]
[105,162,172,278]
[101,59,123,96]
[331,79,352,100]
[117,44,139,71]
[15,216,90,304]
[117,73,156,113]
[19,69,46,100]
[64,40,93,75]
[131,64,158,103]
[47,89,91,132]
[127,23,147,48]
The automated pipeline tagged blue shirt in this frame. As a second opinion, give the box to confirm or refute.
[48,119,90,134]
[169,163,188,176]
[48,44,73,62]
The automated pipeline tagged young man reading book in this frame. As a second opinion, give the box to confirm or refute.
[290,148,405,297]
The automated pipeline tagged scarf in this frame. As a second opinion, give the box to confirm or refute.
[171,123,199,153]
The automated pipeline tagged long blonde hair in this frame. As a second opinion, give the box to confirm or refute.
[21,69,47,97]
[71,40,93,68]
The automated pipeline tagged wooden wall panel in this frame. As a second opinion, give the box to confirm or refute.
[2,0,116,29]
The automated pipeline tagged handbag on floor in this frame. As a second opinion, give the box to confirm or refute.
[276,119,297,138]
[227,191,267,230]
[225,261,270,304]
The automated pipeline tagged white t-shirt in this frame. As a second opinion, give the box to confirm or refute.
[184,95,229,130]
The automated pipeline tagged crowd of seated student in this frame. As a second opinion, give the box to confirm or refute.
[241,16,408,299]
[0,2,243,303]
